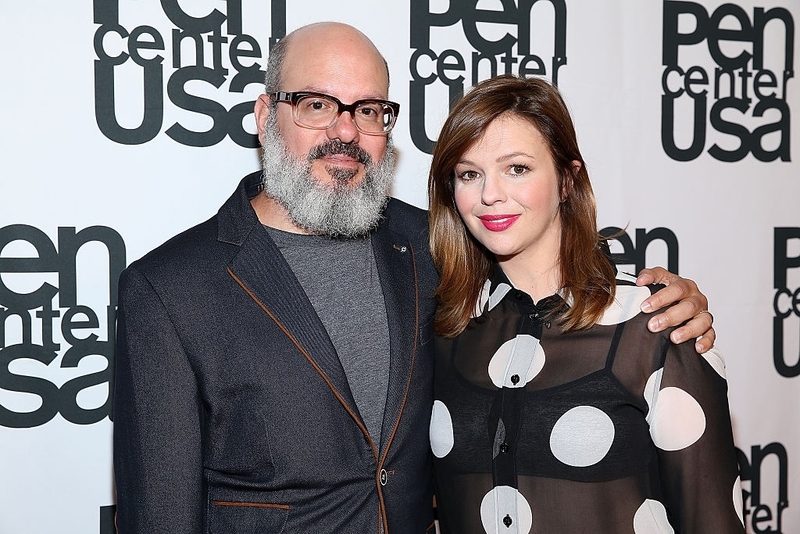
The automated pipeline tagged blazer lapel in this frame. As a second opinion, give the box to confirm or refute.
[224,213,361,422]
[372,221,420,455]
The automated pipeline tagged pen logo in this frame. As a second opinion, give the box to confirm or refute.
[738,443,790,533]
[661,1,794,162]
[601,227,679,276]
[773,227,800,378]
[0,225,125,428]
[92,0,287,147]
[409,0,568,154]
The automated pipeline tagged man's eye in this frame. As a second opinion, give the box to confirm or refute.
[302,98,333,113]
[357,104,382,119]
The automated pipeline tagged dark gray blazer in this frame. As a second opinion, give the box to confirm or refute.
[113,171,438,533]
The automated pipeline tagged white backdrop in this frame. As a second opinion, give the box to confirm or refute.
[1,1,798,532]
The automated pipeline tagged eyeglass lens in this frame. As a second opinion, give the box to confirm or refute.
[295,94,394,133]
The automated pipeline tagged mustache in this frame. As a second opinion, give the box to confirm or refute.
[307,140,372,166]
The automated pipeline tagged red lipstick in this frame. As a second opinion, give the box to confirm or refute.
[478,214,520,232]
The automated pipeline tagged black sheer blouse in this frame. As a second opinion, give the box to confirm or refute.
[430,268,744,533]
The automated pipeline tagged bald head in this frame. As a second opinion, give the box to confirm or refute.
[264,22,389,94]
[252,22,396,235]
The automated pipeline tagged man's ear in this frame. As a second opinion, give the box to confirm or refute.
[254,94,272,145]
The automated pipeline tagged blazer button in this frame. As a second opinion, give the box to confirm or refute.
[380,468,388,486]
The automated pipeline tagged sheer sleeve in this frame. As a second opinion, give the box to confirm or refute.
[646,344,745,532]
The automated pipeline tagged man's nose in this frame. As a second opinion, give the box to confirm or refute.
[327,111,359,144]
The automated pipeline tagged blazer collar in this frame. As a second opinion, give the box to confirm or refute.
[370,204,421,454]
[222,173,356,414]
[219,174,421,455]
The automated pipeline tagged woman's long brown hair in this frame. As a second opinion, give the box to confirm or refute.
[428,75,617,338]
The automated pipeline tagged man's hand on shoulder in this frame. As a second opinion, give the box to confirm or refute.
[637,266,715,353]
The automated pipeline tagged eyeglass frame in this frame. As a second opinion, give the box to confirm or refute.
[270,91,400,135]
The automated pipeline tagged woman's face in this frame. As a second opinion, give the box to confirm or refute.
[453,114,566,268]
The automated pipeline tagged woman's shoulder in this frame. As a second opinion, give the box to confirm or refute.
[594,273,663,328]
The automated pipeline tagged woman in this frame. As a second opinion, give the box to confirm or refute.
[427,75,743,533]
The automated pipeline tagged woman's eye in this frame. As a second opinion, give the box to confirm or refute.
[457,170,479,182]
[510,164,529,176]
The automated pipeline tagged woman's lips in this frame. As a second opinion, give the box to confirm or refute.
[478,214,520,232]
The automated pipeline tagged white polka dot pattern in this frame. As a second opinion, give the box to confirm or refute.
[550,406,615,467]
[473,279,492,318]
[433,273,743,533]
[598,285,651,325]
[648,386,706,451]
[489,283,512,311]
[487,334,545,388]
[429,400,454,458]
[733,477,745,526]
[491,418,507,459]
[632,499,674,533]
[643,369,663,422]
[701,347,727,379]
[480,485,533,534]
[473,280,512,317]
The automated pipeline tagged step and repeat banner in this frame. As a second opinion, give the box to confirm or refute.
[1,1,797,532]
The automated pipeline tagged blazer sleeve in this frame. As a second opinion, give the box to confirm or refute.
[113,265,204,534]
[649,344,745,533]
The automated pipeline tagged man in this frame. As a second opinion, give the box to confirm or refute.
[113,22,714,533]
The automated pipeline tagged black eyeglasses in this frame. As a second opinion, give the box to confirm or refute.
[270,91,400,135]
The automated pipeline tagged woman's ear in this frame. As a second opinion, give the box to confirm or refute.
[561,160,580,201]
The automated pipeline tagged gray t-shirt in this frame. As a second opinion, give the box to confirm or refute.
[265,226,390,447]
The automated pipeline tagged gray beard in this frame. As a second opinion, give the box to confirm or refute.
[259,113,396,238]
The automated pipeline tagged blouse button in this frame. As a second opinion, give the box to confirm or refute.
[499,442,509,453]
[503,514,513,527]
[510,374,520,385]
